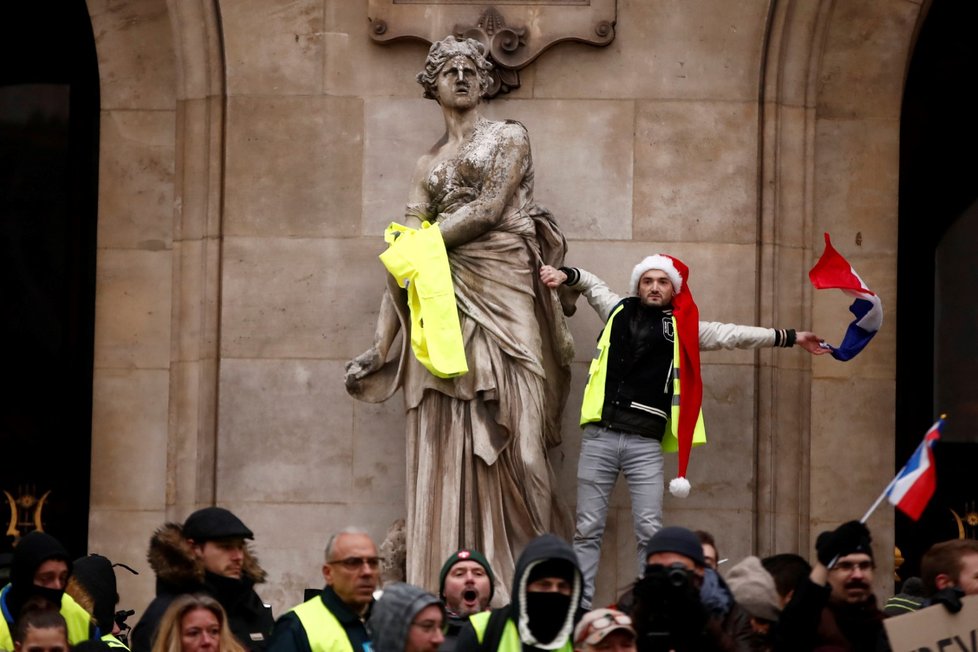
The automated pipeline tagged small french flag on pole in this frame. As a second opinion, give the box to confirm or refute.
[885,418,944,521]
[808,233,883,361]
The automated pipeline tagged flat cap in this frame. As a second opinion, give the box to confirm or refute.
[183,507,253,541]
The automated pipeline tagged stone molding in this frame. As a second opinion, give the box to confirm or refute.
[367,1,616,96]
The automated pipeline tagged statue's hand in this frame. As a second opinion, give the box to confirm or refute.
[345,347,383,391]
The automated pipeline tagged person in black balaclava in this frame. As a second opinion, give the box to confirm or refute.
[66,554,135,650]
[0,531,94,648]
[455,533,582,652]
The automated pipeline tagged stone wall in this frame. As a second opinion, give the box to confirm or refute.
[86,0,923,615]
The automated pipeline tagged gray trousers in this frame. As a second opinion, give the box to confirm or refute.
[572,423,664,608]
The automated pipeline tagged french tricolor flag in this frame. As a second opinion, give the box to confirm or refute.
[886,419,944,521]
[808,233,883,361]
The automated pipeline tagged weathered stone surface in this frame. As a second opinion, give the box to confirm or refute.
[813,118,900,254]
[89,0,176,110]
[217,359,358,503]
[93,249,172,369]
[224,96,364,238]
[222,0,324,97]
[97,110,175,250]
[532,0,769,102]
[90,368,169,509]
[220,236,389,360]
[634,100,759,244]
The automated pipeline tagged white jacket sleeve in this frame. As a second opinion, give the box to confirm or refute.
[565,268,623,322]
[698,321,785,350]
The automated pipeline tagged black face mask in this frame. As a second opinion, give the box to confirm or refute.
[525,592,571,644]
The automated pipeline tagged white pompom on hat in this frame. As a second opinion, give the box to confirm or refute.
[630,255,684,296]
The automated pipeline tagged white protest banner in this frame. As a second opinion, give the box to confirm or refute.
[885,595,978,651]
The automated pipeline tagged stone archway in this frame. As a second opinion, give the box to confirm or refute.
[86,0,226,611]
[755,0,930,587]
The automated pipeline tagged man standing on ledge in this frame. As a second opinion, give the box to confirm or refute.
[540,255,827,608]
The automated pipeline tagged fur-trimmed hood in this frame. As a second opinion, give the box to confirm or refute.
[147,522,267,588]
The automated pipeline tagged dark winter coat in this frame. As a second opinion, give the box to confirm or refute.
[130,523,273,652]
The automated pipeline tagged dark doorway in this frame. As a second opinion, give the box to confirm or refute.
[0,1,99,559]
[896,0,978,579]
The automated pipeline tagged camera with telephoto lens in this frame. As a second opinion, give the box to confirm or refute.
[632,563,709,652]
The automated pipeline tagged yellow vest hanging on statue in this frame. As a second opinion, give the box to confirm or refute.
[379,222,468,378]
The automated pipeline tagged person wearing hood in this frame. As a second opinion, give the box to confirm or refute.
[724,557,781,652]
[66,554,133,650]
[455,534,582,652]
[437,550,494,652]
[130,508,273,652]
[367,583,444,652]
[0,531,93,649]
[540,260,826,609]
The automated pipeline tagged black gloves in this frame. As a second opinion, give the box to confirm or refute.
[815,520,872,567]
[930,587,965,614]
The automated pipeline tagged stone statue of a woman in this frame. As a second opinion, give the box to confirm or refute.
[345,36,574,602]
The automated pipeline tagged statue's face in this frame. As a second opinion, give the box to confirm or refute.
[435,55,481,108]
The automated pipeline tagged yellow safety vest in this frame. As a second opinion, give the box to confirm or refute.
[379,222,468,379]
[579,304,706,452]
[470,611,573,652]
[102,633,130,650]
[290,596,354,652]
[0,586,92,649]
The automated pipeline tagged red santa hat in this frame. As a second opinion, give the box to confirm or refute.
[630,254,701,498]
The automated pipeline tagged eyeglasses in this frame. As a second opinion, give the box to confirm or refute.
[831,560,874,573]
[326,556,385,570]
[578,613,633,642]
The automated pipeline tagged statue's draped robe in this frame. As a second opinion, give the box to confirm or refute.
[361,119,573,603]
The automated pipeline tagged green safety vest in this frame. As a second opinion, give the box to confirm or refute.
[379,221,468,379]
[579,304,706,452]
[0,586,92,649]
[290,596,354,652]
[470,611,573,652]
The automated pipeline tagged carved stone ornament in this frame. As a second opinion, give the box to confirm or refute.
[368,1,617,98]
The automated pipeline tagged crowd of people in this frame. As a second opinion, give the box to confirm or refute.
[2,510,978,652]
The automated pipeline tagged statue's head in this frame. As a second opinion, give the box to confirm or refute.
[417,35,493,102]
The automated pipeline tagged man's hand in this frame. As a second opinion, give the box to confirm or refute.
[539,265,567,289]
[796,331,832,355]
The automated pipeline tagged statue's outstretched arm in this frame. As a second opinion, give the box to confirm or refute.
[344,278,404,391]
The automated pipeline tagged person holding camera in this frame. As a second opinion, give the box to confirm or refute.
[630,527,753,652]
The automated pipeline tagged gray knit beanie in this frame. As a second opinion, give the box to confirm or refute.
[724,556,781,622]
[367,583,443,652]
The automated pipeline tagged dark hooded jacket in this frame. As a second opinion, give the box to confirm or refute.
[130,523,273,652]
[455,534,582,652]
[367,583,443,652]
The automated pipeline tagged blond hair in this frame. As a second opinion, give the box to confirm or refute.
[151,594,245,652]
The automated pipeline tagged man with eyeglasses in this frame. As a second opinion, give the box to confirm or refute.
[367,583,445,652]
[776,520,887,651]
[268,528,380,652]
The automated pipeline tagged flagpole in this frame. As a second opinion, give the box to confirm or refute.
[860,478,898,523]
[860,414,947,524]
